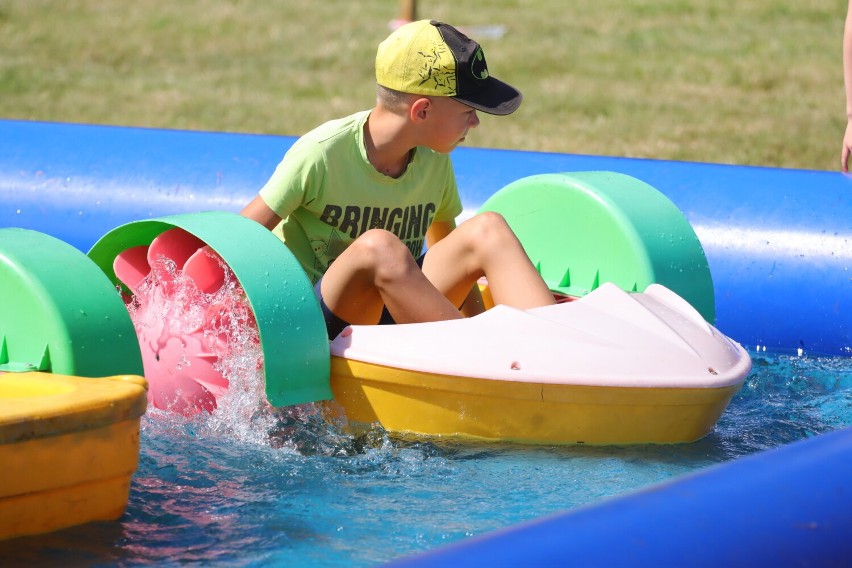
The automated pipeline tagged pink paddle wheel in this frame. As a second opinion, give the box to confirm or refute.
[113,228,260,415]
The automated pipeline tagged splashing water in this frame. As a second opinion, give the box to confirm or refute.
[123,244,266,417]
[124,242,359,450]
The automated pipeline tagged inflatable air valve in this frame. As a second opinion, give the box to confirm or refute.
[88,211,331,414]
[479,172,715,323]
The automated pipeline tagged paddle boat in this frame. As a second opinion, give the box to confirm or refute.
[328,172,750,444]
[0,229,148,540]
[83,170,750,444]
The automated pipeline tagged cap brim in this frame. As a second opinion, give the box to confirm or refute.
[454,76,523,116]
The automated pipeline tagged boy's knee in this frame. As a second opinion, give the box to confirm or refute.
[476,210,510,230]
[467,211,514,244]
[357,228,404,253]
[355,229,414,267]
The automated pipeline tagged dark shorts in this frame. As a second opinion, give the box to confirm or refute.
[316,253,426,340]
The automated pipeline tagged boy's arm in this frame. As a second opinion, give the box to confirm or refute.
[426,220,486,317]
[241,195,282,230]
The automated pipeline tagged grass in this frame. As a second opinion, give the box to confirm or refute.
[0,0,843,170]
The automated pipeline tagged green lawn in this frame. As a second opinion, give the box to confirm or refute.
[0,0,843,170]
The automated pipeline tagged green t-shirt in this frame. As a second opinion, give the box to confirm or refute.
[260,110,463,284]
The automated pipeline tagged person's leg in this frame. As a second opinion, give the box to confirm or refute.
[376,254,427,324]
[313,279,354,339]
[421,211,555,309]
[319,229,463,326]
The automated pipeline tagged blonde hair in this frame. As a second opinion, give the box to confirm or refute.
[376,84,420,114]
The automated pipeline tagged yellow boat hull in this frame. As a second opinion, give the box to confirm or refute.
[0,372,147,540]
[330,358,742,445]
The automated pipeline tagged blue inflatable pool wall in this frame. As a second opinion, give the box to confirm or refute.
[2,120,851,565]
[3,120,849,356]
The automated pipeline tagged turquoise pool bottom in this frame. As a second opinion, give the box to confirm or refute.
[1,351,850,567]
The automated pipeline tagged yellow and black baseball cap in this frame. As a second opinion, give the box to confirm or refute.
[376,20,522,116]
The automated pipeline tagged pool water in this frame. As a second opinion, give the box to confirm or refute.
[2,351,851,567]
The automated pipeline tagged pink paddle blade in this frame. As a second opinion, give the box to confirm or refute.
[147,227,205,284]
[147,228,206,296]
[184,246,227,294]
[113,245,151,294]
[139,327,227,416]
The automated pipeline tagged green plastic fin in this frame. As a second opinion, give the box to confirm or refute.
[591,270,601,292]
[479,172,715,323]
[88,211,331,407]
[37,346,51,372]
[558,268,571,288]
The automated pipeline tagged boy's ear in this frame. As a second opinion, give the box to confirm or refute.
[410,97,432,122]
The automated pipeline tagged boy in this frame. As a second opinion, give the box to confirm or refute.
[241,20,554,338]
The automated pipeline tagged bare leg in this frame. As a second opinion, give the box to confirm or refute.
[319,229,463,325]
[422,211,555,309]
[321,213,552,327]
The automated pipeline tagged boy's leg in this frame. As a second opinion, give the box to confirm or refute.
[421,212,555,309]
[319,229,464,326]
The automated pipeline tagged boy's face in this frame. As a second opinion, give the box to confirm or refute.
[421,96,481,154]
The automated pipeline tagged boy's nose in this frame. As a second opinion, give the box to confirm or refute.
[470,110,481,128]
